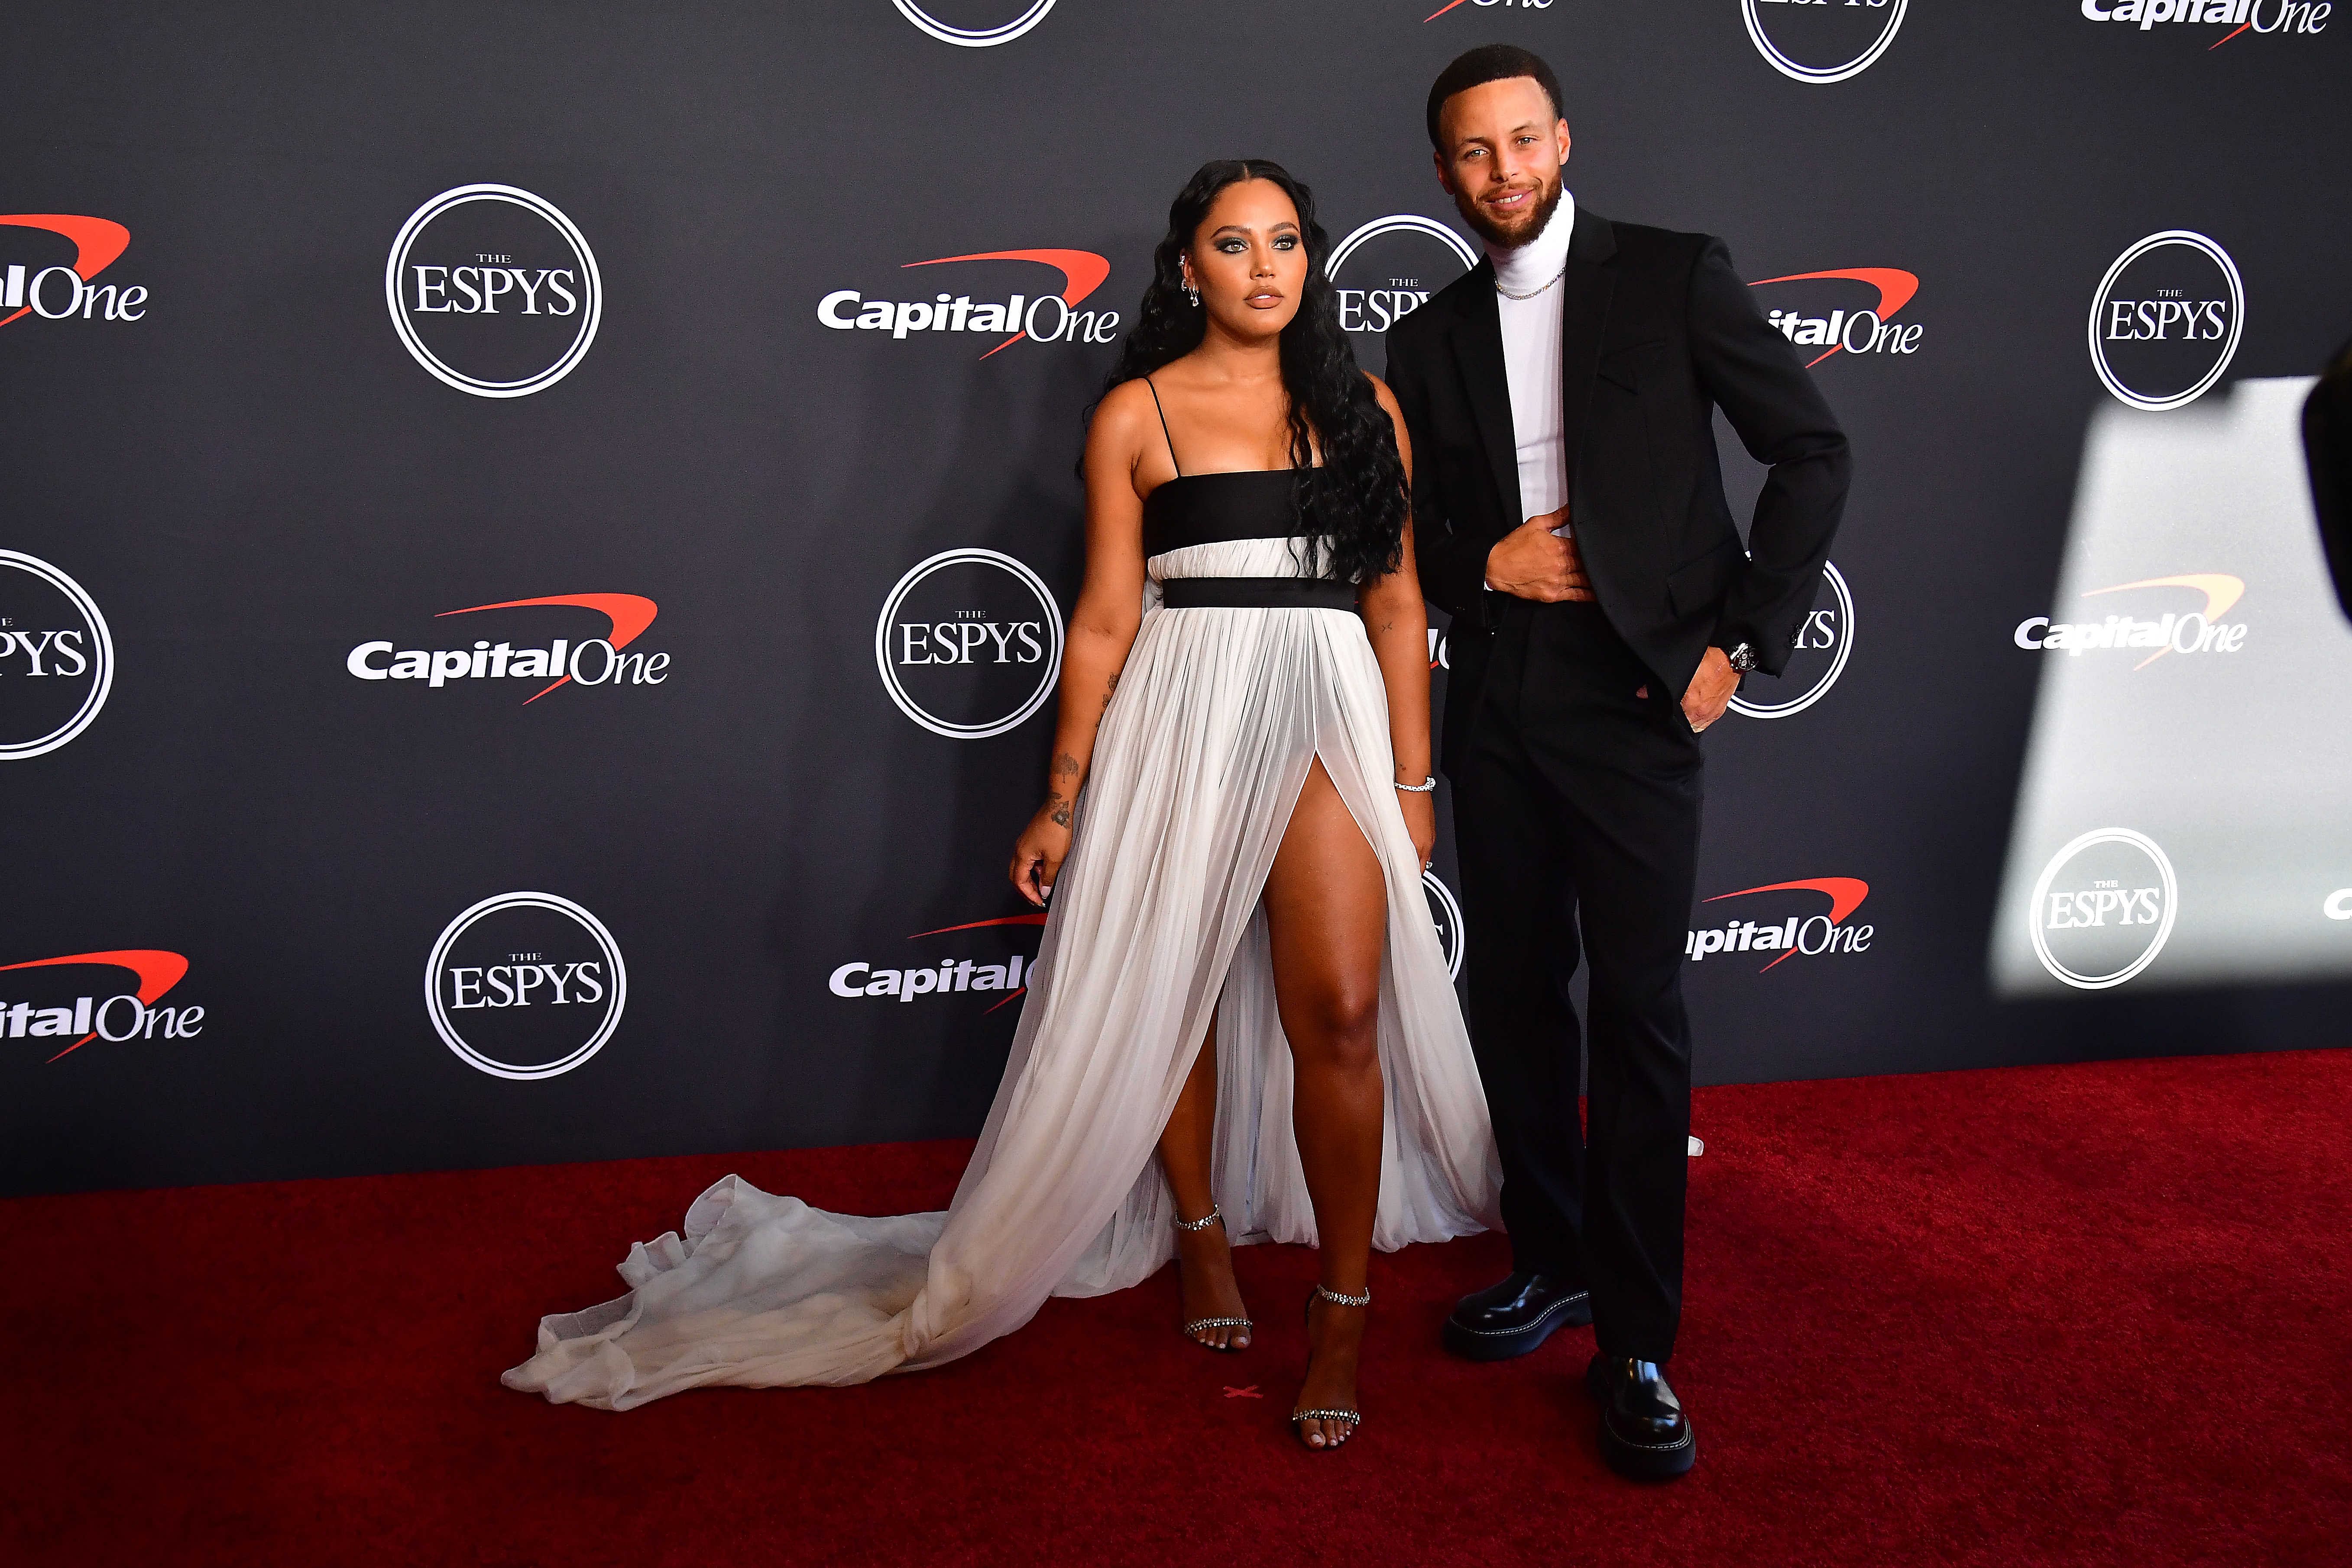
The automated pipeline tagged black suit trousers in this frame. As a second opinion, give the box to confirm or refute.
[1452,598,1701,1363]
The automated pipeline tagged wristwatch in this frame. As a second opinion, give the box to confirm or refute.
[1721,641,1756,675]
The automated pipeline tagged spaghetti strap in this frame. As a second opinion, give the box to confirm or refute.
[1144,377,1182,477]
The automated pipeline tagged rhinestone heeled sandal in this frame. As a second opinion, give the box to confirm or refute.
[1293,1282,1370,1448]
[1174,1203,1251,1352]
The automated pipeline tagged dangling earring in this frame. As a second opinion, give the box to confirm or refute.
[1182,276,1201,307]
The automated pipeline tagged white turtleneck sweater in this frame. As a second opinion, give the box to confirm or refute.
[1489,190,1577,531]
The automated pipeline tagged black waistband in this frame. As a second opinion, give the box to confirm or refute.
[1159,577,1359,612]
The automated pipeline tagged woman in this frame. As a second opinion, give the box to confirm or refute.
[504,162,1499,1448]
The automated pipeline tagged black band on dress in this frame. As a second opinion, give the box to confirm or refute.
[1160,577,1360,612]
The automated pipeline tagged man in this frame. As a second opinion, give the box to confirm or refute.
[1385,44,1850,1481]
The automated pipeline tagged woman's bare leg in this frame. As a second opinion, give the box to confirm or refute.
[1158,1015,1250,1348]
[1261,757,1387,1447]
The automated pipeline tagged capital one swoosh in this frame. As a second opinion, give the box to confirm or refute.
[909,912,1047,1011]
[1750,269,1920,369]
[436,593,658,703]
[902,249,1111,359]
[2081,573,2245,670]
[0,949,188,1062]
[1703,877,1870,972]
[0,215,131,330]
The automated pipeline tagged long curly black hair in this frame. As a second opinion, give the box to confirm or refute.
[1098,159,1408,586]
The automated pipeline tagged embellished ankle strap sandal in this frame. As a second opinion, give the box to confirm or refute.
[1174,1204,1252,1352]
[1293,1283,1369,1448]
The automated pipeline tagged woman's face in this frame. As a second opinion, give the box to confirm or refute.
[1182,178,1307,343]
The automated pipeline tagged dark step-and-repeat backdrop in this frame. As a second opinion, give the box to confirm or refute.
[6,3,2349,1196]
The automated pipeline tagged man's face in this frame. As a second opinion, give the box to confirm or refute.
[1433,76,1571,251]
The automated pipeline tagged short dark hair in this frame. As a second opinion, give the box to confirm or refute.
[1426,44,1564,151]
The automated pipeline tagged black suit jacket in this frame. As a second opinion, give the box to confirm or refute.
[1385,205,1852,776]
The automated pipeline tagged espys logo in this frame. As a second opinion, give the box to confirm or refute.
[0,551,114,761]
[2326,887,2352,921]
[1742,0,1908,84]
[1751,269,1922,368]
[1687,877,1873,970]
[878,549,1063,739]
[892,0,1056,45]
[0,950,199,1064]
[1327,216,1477,340]
[830,910,1044,1007]
[1422,2,1556,25]
[2014,574,2248,666]
[347,593,667,702]
[425,893,625,1080]
[1,215,147,328]
[1423,870,1467,982]
[386,185,601,398]
[2028,829,2177,990]
[819,249,1116,359]
[1730,561,1854,720]
[2078,1,2330,43]
[2088,231,2243,411]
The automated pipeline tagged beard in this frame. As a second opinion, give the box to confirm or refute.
[1453,170,1566,253]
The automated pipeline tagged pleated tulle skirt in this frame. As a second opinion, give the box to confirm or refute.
[502,538,1501,1408]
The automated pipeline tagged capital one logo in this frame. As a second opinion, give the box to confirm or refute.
[386,185,601,398]
[830,910,1044,1007]
[2028,829,2177,990]
[1,215,148,328]
[2089,231,2243,411]
[1327,216,1477,354]
[0,551,113,761]
[1730,561,1853,719]
[2014,573,2248,666]
[1742,0,1908,84]
[819,249,1116,358]
[878,549,1063,739]
[1687,877,1873,970]
[2078,2,2331,42]
[426,892,625,1080]
[1751,269,1922,368]
[892,0,1056,45]
[348,593,667,702]
[1421,3,1557,26]
[1423,870,1467,982]
[0,949,198,1064]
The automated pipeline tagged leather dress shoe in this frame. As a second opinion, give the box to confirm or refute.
[1585,1354,1697,1481]
[1442,1270,1592,1361]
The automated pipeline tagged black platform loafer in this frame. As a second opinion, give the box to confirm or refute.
[1442,1270,1593,1361]
[1585,1354,1697,1481]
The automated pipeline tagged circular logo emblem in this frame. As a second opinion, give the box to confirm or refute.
[385,185,602,398]
[2087,231,2244,413]
[0,551,114,761]
[424,892,627,1079]
[1422,869,1467,983]
[2027,829,2178,991]
[1327,216,1477,375]
[1730,560,1854,720]
[892,0,1056,46]
[876,548,1063,739]
[1741,0,1907,84]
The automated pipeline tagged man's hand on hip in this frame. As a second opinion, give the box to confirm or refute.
[1681,646,1738,734]
[1485,509,1595,602]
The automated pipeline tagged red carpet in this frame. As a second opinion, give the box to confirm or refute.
[6,1051,2349,1567]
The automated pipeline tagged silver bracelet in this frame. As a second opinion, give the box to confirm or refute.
[1395,776,1435,793]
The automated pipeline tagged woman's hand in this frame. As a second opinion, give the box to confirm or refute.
[1008,797,1074,907]
[1398,786,1437,872]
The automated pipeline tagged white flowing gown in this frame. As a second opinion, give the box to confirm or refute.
[504,476,1502,1409]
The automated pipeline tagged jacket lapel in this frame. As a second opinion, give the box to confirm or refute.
[1445,258,1523,531]
[1558,206,1618,496]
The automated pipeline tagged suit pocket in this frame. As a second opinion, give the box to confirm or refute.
[1665,536,1741,617]
[1597,337,1669,393]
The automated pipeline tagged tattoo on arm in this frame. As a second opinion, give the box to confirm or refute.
[1052,752,1080,779]
[1047,793,1072,828]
